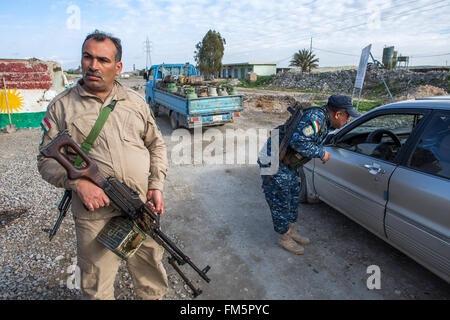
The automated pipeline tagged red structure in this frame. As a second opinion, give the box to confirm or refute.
[0,59,53,90]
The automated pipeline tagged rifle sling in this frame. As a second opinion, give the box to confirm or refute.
[74,100,117,167]
[50,100,117,239]
[282,106,327,169]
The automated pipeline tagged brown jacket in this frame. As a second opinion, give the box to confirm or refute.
[37,80,168,220]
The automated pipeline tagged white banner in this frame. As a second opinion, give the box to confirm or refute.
[354,44,372,89]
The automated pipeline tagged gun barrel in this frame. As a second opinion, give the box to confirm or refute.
[168,257,203,297]
[154,229,211,282]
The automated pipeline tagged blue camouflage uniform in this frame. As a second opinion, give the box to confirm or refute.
[258,105,332,234]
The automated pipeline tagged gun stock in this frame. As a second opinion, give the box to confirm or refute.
[39,130,107,188]
[279,102,303,160]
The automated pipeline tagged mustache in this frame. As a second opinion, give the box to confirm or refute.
[83,70,104,80]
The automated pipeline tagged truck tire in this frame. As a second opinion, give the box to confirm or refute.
[169,111,179,130]
[148,98,159,117]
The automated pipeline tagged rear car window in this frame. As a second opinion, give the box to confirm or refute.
[408,111,450,179]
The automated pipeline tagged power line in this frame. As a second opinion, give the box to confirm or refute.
[227,0,422,49]
[410,52,450,58]
[312,47,359,57]
[225,0,449,58]
[275,55,294,64]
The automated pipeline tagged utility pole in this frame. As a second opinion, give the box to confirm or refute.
[144,36,153,70]
[310,37,312,53]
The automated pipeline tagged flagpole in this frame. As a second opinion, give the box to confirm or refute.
[2,77,13,126]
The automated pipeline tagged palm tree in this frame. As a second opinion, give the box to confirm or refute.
[289,49,319,73]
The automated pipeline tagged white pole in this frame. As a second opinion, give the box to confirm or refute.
[2,77,13,126]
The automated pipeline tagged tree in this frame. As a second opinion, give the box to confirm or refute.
[289,49,319,73]
[194,30,226,78]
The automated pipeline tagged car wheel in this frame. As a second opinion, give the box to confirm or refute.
[170,111,179,130]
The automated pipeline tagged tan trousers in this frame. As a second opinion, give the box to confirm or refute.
[74,217,169,300]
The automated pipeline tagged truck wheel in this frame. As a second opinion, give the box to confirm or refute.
[148,99,159,117]
[169,112,179,130]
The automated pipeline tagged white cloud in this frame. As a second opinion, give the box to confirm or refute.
[2,0,448,70]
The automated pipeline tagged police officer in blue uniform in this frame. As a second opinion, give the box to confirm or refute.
[258,95,359,255]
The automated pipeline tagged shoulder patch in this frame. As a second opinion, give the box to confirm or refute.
[302,125,314,137]
[311,120,320,134]
[40,117,51,133]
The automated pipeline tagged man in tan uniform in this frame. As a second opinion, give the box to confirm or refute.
[37,30,169,300]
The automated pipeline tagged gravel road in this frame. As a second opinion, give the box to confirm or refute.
[0,127,197,300]
[1,78,449,300]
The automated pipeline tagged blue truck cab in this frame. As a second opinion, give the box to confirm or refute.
[145,63,244,130]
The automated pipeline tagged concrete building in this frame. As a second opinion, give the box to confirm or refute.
[0,58,70,129]
[221,62,276,79]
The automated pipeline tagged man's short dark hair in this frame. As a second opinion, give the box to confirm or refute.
[82,30,122,63]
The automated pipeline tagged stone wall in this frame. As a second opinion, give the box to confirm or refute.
[269,69,449,97]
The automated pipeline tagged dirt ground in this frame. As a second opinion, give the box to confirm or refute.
[1,77,448,300]
[119,78,450,299]
[153,110,449,300]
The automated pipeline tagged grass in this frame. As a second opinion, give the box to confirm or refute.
[237,75,276,88]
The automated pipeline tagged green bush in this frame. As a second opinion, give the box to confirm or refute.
[237,75,276,88]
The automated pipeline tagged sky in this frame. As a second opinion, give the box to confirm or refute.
[0,0,449,72]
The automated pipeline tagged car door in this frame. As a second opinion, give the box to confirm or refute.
[313,110,424,239]
[385,110,450,282]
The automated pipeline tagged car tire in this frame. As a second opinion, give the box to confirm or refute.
[170,111,179,130]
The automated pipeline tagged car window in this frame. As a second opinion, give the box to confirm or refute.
[336,113,423,162]
[408,111,450,179]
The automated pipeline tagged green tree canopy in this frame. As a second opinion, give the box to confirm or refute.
[289,49,319,73]
[194,30,226,77]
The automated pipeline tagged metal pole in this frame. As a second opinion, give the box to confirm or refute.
[356,88,362,110]
[370,53,394,103]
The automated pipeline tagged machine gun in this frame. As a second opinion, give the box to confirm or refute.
[46,189,72,241]
[39,130,211,297]
[279,102,304,161]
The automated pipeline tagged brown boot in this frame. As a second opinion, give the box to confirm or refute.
[287,223,311,245]
[278,233,304,255]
